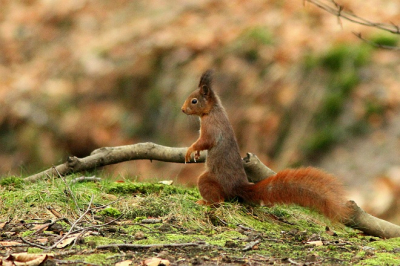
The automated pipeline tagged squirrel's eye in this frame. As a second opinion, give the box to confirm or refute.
[191,98,198,104]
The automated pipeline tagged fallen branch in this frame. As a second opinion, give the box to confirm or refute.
[96,241,205,251]
[24,143,273,183]
[344,201,400,239]
[24,142,400,238]
[246,155,400,238]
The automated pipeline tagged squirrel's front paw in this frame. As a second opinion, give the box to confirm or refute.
[194,150,201,161]
[185,147,194,163]
[185,146,201,163]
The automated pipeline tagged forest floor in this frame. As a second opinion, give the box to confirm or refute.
[1,174,400,265]
[1,0,400,226]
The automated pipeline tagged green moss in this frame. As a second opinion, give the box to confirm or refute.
[0,173,385,265]
[0,176,23,189]
[98,207,122,218]
[27,247,45,254]
[361,253,400,266]
[85,236,124,246]
[21,230,35,237]
[369,237,400,251]
[106,181,197,196]
[267,205,291,219]
[133,216,147,222]
[208,230,245,246]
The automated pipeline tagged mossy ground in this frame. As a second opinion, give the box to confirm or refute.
[0,173,399,265]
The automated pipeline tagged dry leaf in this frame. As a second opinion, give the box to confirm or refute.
[56,232,92,248]
[32,224,49,230]
[56,236,77,249]
[158,180,173,185]
[3,253,53,266]
[46,207,62,218]
[115,259,133,266]
[37,238,48,244]
[102,193,118,201]
[0,241,22,247]
[142,257,170,266]
[32,223,50,233]
[0,222,8,229]
[306,240,323,246]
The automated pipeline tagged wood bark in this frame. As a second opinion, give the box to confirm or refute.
[344,201,400,239]
[25,143,274,183]
[24,142,400,238]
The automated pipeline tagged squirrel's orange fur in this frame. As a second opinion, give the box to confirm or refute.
[181,70,350,221]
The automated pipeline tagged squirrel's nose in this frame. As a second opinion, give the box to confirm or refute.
[181,108,186,113]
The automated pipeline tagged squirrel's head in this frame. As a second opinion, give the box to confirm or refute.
[181,70,218,116]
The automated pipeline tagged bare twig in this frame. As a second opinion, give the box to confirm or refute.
[96,241,205,250]
[50,194,95,250]
[237,224,255,231]
[69,214,124,234]
[140,218,162,224]
[70,176,102,183]
[305,0,400,34]
[353,32,400,50]
[20,237,49,249]
[243,240,261,251]
[54,167,82,216]
[22,195,95,250]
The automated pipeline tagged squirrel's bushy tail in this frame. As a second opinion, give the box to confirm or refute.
[243,167,351,221]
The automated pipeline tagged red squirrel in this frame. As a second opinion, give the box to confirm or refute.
[181,70,350,221]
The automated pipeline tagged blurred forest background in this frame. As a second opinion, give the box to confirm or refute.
[1,0,400,222]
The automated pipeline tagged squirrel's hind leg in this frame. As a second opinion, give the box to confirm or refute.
[197,171,226,205]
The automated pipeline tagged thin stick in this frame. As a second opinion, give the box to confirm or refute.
[242,240,261,251]
[69,214,124,234]
[96,242,205,250]
[54,166,82,217]
[22,195,95,250]
[306,0,400,34]
[71,176,102,184]
[50,194,95,250]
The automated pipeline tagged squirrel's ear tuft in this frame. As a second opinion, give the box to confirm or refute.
[198,69,213,89]
[200,85,210,97]
[198,69,213,97]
